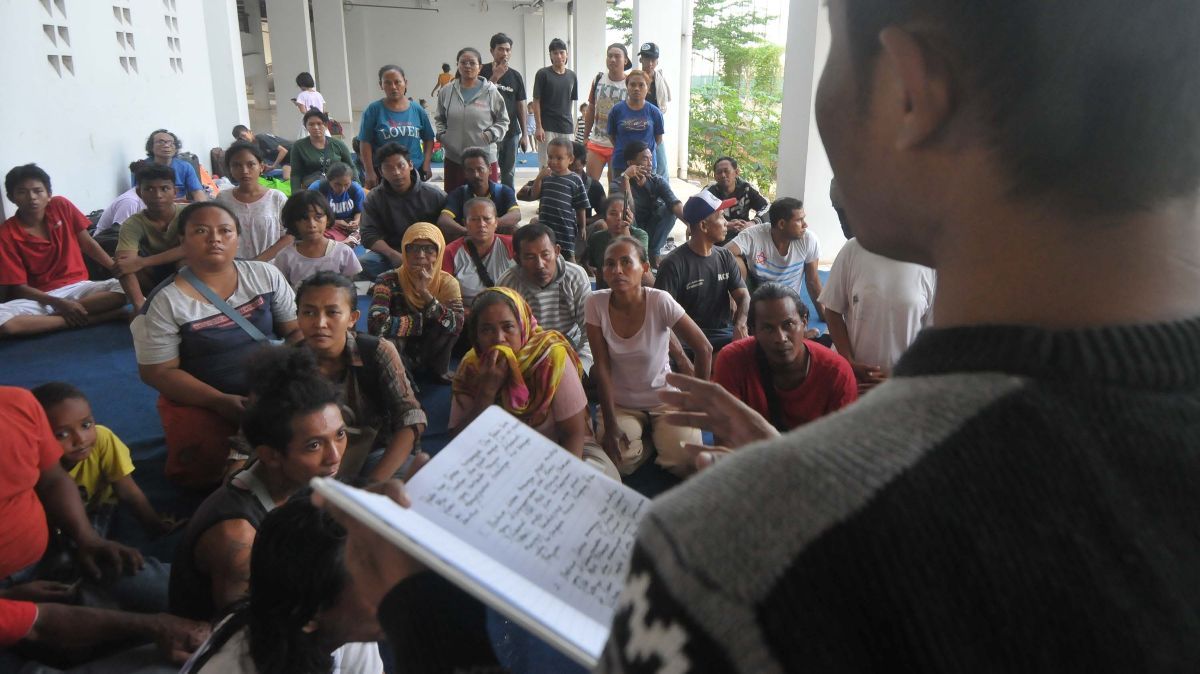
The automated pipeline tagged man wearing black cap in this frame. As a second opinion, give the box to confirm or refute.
[532,38,578,168]
[655,192,749,351]
[638,42,672,179]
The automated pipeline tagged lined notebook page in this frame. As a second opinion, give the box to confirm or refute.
[312,406,650,666]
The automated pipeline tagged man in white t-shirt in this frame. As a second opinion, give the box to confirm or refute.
[726,196,825,322]
[819,179,936,390]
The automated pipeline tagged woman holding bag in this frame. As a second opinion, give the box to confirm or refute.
[132,202,301,489]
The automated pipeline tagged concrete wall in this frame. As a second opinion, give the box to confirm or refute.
[345,0,542,118]
[776,0,840,261]
[632,0,684,177]
[0,0,237,216]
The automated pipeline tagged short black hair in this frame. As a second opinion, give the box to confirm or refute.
[31,382,87,410]
[378,64,405,82]
[295,71,315,88]
[601,194,627,214]
[281,190,335,238]
[768,197,804,229]
[297,271,357,312]
[460,146,490,166]
[549,38,567,52]
[246,496,349,673]
[135,162,175,187]
[748,282,808,333]
[464,196,497,218]
[572,141,587,164]
[547,136,574,155]
[175,200,241,237]
[302,108,329,126]
[513,222,556,253]
[144,128,181,156]
[375,142,411,168]
[325,161,353,182]
[5,163,52,199]
[605,235,647,265]
[441,63,451,72]
[225,140,264,172]
[242,348,340,453]
[623,140,649,163]
[232,124,251,140]
[490,33,513,50]
[713,156,738,171]
[844,0,1200,214]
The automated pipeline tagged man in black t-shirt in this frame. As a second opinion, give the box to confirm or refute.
[233,124,292,180]
[532,38,579,168]
[480,32,528,191]
[655,192,749,350]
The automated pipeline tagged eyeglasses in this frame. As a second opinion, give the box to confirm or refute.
[405,243,438,256]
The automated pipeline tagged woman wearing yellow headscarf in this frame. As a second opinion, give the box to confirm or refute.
[367,223,463,382]
[450,287,620,480]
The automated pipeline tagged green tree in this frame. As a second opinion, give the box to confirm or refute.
[608,1,632,45]
[688,0,782,194]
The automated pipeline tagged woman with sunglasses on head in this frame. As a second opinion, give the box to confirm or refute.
[367,223,463,383]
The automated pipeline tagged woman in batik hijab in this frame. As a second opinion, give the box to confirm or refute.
[450,287,619,479]
[366,222,463,383]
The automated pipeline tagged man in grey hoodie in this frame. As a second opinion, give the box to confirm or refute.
[357,142,448,280]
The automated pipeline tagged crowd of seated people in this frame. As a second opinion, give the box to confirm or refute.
[0,34,945,674]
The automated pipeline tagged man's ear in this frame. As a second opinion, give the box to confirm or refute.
[554,243,562,257]
[878,26,953,150]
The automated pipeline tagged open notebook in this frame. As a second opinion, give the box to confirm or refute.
[311,405,650,668]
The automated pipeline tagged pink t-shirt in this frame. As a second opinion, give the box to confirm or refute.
[585,288,684,410]
[449,360,588,442]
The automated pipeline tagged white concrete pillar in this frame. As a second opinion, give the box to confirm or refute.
[572,0,607,108]
[312,0,354,136]
[203,0,250,141]
[777,0,842,258]
[676,0,693,179]
[776,0,821,202]
[523,13,544,81]
[632,0,684,177]
[264,0,316,137]
[244,0,271,111]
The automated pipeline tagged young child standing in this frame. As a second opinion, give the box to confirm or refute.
[273,190,362,288]
[31,382,172,537]
[531,136,590,261]
[0,164,126,337]
[292,71,327,138]
[215,141,290,261]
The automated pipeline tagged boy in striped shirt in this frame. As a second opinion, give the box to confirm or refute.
[529,136,589,260]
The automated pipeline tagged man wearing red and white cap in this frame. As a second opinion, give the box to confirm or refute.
[654,192,749,351]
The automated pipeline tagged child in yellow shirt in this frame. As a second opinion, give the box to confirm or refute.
[31,382,172,537]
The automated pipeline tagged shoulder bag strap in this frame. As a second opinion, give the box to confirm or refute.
[464,239,496,287]
[179,266,269,343]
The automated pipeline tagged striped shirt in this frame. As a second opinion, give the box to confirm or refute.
[536,173,591,258]
[729,223,820,292]
[496,259,593,372]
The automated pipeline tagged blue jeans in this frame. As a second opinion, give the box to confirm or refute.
[358,250,393,282]
[497,133,520,190]
[647,202,678,262]
[654,142,669,179]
